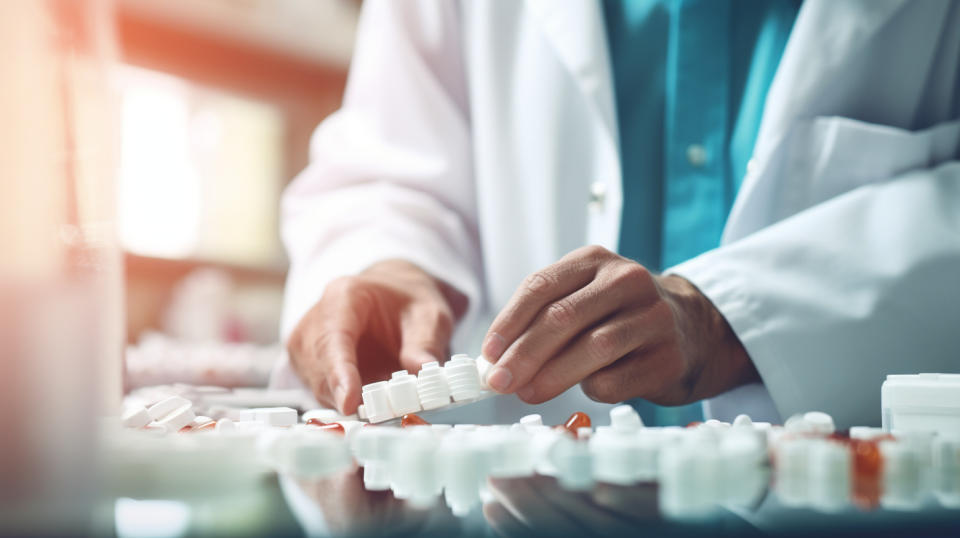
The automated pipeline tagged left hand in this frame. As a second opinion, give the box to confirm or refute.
[480,245,758,405]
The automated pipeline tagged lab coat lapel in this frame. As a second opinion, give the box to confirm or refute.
[727,0,915,240]
[752,0,912,164]
[525,0,619,147]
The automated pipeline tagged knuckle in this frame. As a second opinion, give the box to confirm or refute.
[581,371,621,404]
[543,299,576,329]
[586,326,621,360]
[523,271,555,296]
[613,263,653,288]
[579,244,609,260]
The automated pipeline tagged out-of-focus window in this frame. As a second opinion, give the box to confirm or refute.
[118,66,285,268]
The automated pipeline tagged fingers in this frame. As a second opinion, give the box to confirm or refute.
[486,279,625,394]
[398,303,454,372]
[482,247,601,364]
[515,303,672,403]
[290,278,373,414]
[580,342,687,405]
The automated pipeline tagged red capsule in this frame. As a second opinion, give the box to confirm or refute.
[306,418,345,435]
[401,414,431,427]
[563,412,592,437]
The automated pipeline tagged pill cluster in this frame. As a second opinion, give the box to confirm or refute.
[358,354,494,423]
[112,393,960,521]
[125,334,278,389]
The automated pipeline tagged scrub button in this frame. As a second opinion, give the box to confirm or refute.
[588,181,606,213]
[686,144,707,168]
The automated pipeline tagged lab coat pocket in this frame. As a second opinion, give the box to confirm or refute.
[784,116,960,210]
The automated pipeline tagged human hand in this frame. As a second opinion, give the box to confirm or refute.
[480,245,758,406]
[287,259,467,414]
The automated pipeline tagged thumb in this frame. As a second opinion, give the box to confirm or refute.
[398,304,454,372]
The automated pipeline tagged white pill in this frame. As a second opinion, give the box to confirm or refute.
[156,403,195,431]
[520,414,543,427]
[121,405,152,429]
[147,396,191,421]
[254,407,298,427]
[215,418,236,433]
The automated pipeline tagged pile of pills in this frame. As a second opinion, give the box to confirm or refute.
[110,368,960,520]
[357,354,494,423]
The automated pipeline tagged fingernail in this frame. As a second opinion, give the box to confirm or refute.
[483,333,507,360]
[486,366,513,392]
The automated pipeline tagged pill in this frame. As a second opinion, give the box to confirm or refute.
[306,418,346,434]
[562,412,591,437]
[121,405,152,429]
[401,414,431,428]
[147,396,191,421]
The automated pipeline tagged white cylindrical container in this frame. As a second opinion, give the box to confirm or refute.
[590,429,642,485]
[551,436,594,491]
[387,370,422,415]
[720,430,768,508]
[933,434,960,508]
[659,431,721,519]
[776,438,812,507]
[417,361,451,410]
[880,439,926,510]
[808,439,851,512]
[444,355,482,402]
[361,381,395,423]
[441,432,483,517]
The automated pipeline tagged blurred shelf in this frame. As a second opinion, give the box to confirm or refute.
[116,0,351,103]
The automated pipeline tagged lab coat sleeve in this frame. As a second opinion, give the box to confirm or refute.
[670,161,960,428]
[279,0,482,348]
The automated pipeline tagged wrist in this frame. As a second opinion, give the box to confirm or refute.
[657,274,759,402]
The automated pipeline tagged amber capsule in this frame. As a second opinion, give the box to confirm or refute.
[178,425,193,433]
[851,439,884,510]
[306,418,345,434]
[562,412,592,437]
[401,414,431,427]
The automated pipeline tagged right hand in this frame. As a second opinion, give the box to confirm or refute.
[287,259,467,414]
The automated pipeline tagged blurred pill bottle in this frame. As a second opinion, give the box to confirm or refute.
[0,0,122,533]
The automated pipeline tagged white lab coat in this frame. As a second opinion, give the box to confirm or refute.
[275,0,960,428]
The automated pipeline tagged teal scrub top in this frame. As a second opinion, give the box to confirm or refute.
[603,0,799,424]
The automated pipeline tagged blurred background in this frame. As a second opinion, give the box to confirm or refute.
[0,3,358,530]
[116,0,358,347]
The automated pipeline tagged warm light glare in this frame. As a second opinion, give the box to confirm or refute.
[119,68,201,258]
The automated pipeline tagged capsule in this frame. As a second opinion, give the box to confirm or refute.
[306,418,345,434]
[401,413,431,427]
[562,412,592,438]
[196,421,217,431]
[851,439,885,510]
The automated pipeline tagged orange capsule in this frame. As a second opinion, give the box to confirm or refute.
[686,421,703,428]
[401,414,430,427]
[851,438,886,510]
[306,418,345,434]
[563,412,592,437]
[178,425,193,433]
